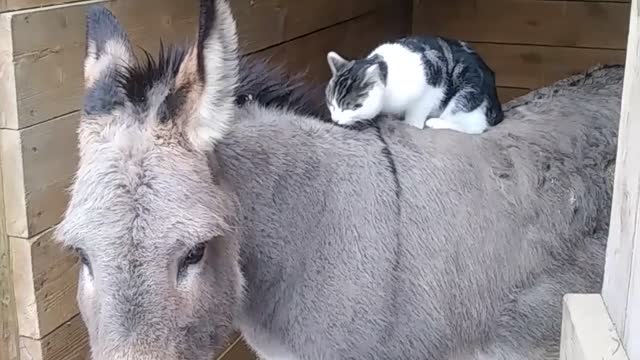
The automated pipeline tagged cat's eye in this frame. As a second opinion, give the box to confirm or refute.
[353,104,362,109]
[178,242,207,277]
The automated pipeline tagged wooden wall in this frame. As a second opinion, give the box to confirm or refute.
[413,0,631,102]
[0,1,412,359]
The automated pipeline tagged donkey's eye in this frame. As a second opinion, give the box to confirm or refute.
[73,247,92,274]
[75,248,89,265]
[181,242,207,269]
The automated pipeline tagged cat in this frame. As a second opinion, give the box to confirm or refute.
[325,36,504,134]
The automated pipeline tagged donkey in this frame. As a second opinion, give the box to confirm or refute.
[55,0,622,359]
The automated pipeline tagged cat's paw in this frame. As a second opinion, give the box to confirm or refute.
[425,118,450,129]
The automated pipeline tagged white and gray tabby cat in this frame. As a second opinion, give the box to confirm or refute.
[325,36,504,134]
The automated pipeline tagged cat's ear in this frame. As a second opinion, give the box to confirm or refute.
[364,63,382,81]
[327,51,348,75]
[84,6,134,88]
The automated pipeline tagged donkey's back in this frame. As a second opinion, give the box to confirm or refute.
[231,65,621,359]
[377,65,620,358]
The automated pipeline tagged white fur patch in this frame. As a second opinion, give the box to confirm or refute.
[426,101,489,134]
[370,43,431,115]
[330,85,385,125]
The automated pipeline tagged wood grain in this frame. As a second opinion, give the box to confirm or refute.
[0,125,19,360]
[0,0,377,130]
[16,322,256,360]
[217,337,256,360]
[413,0,630,50]
[602,0,640,357]
[559,294,630,360]
[0,111,80,239]
[19,314,89,360]
[497,87,530,102]
[472,42,626,89]
[253,0,412,86]
[11,229,79,339]
[0,0,84,13]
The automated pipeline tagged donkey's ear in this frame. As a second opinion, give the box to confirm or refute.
[188,0,239,151]
[327,51,348,75]
[84,6,133,88]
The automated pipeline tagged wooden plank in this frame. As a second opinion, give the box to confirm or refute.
[19,314,88,360]
[15,320,254,360]
[559,294,630,360]
[471,42,626,89]
[0,0,84,13]
[253,1,412,86]
[413,0,630,50]
[217,337,256,360]
[0,111,80,238]
[497,87,530,102]
[602,0,640,357]
[0,116,19,360]
[11,229,79,339]
[0,14,17,131]
[0,0,378,130]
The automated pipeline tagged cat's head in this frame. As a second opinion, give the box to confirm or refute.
[325,51,387,126]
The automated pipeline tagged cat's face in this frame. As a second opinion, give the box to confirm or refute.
[325,51,386,126]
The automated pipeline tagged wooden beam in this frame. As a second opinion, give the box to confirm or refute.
[252,0,412,86]
[0,112,80,238]
[0,130,19,360]
[602,0,640,358]
[0,0,84,13]
[11,229,79,339]
[413,0,631,50]
[0,0,378,130]
[18,314,88,360]
[497,87,530,103]
[216,336,256,360]
[471,42,626,89]
[560,294,629,360]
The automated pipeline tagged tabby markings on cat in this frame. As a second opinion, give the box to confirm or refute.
[325,36,504,134]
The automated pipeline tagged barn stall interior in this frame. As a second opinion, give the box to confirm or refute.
[0,0,637,359]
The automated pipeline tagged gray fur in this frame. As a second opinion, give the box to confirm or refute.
[56,0,622,359]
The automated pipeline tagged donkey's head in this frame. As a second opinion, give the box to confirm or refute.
[55,1,243,358]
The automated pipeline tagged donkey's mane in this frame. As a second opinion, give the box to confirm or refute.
[235,56,329,119]
[116,39,329,119]
[117,42,189,110]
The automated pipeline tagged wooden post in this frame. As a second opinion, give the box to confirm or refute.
[602,0,640,358]
[560,0,638,359]
[1,169,19,360]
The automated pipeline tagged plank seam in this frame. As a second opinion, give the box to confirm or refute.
[245,9,378,56]
[466,40,628,52]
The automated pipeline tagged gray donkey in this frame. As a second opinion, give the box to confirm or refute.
[55,0,622,359]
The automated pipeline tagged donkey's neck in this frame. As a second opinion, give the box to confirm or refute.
[214,103,400,307]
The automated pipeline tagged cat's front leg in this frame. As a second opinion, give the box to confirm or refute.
[426,110,488,134]
[403,104,432,129]
[425,116,486,134]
